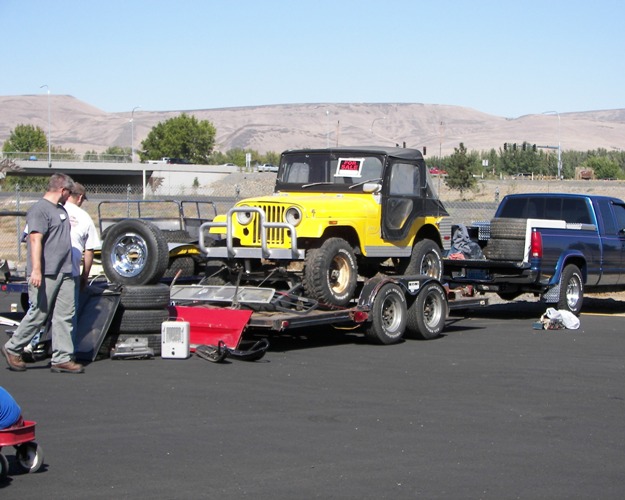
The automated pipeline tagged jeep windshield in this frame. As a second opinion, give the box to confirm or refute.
[276,151,384,192]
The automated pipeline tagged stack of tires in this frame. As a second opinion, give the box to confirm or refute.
[99,219,172,357]
[108,284,171,356]
[483,218,527,261]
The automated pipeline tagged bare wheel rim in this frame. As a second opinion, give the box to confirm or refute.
[381,293,404,333]
[423,291,444,328]
[420,251,441,278]
[110,232,148,278]
[329,254,351,295]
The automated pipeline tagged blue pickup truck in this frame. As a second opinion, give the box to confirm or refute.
[443,193,625,314]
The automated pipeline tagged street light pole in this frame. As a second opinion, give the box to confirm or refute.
[131,106,141,163]
[40,85,51,167]
[543,110,562,179]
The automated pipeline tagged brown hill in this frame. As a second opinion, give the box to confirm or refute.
[1,95,624,156]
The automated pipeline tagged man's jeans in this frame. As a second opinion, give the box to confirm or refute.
[5,273,75,365]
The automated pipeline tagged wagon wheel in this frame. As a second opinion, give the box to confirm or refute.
[15,442,44,473]
[0,452,8,481]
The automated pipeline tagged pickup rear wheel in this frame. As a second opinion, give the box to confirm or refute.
[303,238,358,307]
[364,283,407,344]
[405,281,448,340]
[399,239,443,279]
[557,264,583,315]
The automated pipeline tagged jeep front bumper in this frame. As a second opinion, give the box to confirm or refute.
[199,206,305,260]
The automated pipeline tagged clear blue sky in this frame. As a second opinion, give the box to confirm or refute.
[2,0,623,117]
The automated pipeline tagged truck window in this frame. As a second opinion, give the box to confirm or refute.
[612,203,625,233]
[544,198,562,220]
[498,198,527,218]
[562,198,591,224]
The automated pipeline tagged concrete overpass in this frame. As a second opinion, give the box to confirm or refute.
[5,159,239,190]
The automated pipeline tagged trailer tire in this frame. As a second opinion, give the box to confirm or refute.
[303,238,358,307]
[557,264,583,315]
[364,283,407,345]
[102,219,169,285]
[120,284,170,310]
[484,238,525,261]
[398,239,443,279]
[406,281,448,340]
[490,218,528,240]
[163,256,196,278]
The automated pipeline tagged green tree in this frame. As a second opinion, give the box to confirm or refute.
[140,113,216,164]
[2,124,48,155]
[445,143,477,198]
[262,151,281,166]
[582,156,620,179]
[102,146,131,162]
[51,145,79,161]
[83,150,99,162]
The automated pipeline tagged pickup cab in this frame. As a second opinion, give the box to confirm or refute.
[443,193,625,314]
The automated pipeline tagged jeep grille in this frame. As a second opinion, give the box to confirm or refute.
[250,203,287,245]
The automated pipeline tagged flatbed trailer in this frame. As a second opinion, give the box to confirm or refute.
[169,275,487,346]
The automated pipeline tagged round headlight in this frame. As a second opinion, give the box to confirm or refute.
[285,206,302,227]
[236,206,253,225]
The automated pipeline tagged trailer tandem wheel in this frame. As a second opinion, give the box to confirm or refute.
[364,283,407,345]
[405,281,448,340]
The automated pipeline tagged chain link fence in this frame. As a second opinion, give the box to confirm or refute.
[0,184,496,273]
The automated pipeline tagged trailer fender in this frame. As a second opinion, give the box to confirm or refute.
[356,275,439,309]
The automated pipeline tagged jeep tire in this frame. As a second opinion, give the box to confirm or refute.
[399,239,443,279]
[303,238,358,307]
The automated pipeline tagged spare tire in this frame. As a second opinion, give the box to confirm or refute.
[490,218,528,240]
[102,219,169,285]
[483,238,525,261]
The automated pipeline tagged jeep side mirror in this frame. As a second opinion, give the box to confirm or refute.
[363,182,382,194]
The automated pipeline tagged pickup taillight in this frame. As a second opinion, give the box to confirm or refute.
[530,229,542,258]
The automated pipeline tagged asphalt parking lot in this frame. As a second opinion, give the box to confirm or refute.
[1,293,624,499]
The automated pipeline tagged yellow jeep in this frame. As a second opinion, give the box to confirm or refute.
[201,146,448,306]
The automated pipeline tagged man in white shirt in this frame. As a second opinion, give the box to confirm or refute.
[64,183,101,291]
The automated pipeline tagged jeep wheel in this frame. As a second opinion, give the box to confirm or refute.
[364,283,407,344]
[102,219,169,286]
[399,239,443,279]
[303,238,358,307]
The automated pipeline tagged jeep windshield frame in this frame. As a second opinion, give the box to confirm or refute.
[276,148,388,193]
